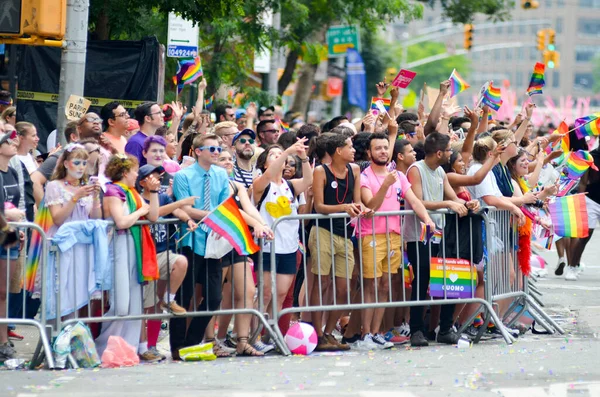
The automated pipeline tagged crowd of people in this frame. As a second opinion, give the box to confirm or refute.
[0,76,596,363]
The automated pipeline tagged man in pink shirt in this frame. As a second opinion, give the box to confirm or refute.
[359,133,434,349]
[101,101,130,154]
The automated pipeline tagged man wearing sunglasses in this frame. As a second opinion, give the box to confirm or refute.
[257,119,280,149]
[232,129,256,189]
[126,102,164,166]
[101,101,129,154]
[171,134,230,359]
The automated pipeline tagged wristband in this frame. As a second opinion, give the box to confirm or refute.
[301,157,309,163]
[149,190,159,193]
[72,196,78,203]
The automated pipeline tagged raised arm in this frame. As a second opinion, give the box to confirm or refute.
[461,106,480,165]
[514,103,535,144]
[424,80,450,136]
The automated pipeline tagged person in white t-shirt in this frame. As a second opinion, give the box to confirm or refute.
[15,122,40,175]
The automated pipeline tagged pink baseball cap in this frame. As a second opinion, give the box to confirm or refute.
[127,119,140,132]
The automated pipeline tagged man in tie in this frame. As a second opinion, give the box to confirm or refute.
[171,134,230,359]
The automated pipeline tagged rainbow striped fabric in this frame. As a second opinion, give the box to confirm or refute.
[203,196,260,255]
[278,119,290,133]
[526,62,546,96]
[565,150,598,180]
[371,97,390,111]
[25,202,54,292]
[549,121,569,153]
[549,193,589,238]
[173,56,203,93]
[429,257,477,299]
[204,95,214,110]
[574,113,600,139]
[448,69,470,98]
[481,82,503,111]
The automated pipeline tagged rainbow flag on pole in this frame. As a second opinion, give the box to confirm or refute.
[173,56,203,93]
[481,82,503,111]
[564,150,598,180]
[526,62,546,96]
[574,113,600,139]
[202,196,260,255]
[25,202,54,292]
[448,69,470,98]
[371,97,390,111]
[548,193,589,238]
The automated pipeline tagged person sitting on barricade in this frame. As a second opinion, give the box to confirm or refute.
[309,133,368,352]
[358,132,435,349]
[137,164,194,362]
[95,155,160,360]
[253,138,312,351]
[404,132,473,347]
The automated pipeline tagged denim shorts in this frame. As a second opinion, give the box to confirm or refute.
[0,243,20,260]
[262,252,297,275]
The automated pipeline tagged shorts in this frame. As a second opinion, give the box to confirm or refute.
[360,234,402,278]
[308,227,354,278]
[262,252,297,275]
[221,249,247,267]
[586,196,600,229]
[0,243,20,260]
[143,250,184,309]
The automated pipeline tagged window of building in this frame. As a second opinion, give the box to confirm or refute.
[519,24,526,35]
[516,72,523,87]
[506,48,513,60]
[578,19,600,36]
[552,71,560,88]
[496,25,503,34]
[507,24,514,34]
[517,47,525,60]
[557,0,564,7]
[531,25,538,34]
[575,45,600,62]
[546,0,552,8]
[530,47,538,60]
[574,73,594,90]
[556,17,563,34]
[580,0,600,7]
[473,51,480,60]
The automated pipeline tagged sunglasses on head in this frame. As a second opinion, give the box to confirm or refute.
[198,146,222,153]
[71,160,88,167]
[238,138,255,145]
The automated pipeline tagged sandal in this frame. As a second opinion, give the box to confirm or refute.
[206,339,231,358]
[236,337,264,357]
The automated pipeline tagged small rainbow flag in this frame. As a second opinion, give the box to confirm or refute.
[481,82,503,111]
[203,196,260,255]
[371,97,390,111]
[574,113,600,139]
[526,62,546,96]
[25,202,54,292]
[550,121,569,153]
[548,193,589,238]
[278,119,290,133]
[448,69,470,98]
[565,150,598,180]
[205,95,214,110]
[173,56,203,93]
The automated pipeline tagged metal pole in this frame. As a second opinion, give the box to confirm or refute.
[267,11,281,98]
[331,57,345,116]
[56,0,89,147]
[7,45,17,99]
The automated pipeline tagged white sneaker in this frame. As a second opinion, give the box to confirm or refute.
[253,340,275,354]
[215,338,236,355]
[397,323,410,338]
[359,334,379,351]
[372,334,393,349]
[565,266,578,281]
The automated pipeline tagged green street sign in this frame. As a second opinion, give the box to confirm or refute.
[327,25,360,57]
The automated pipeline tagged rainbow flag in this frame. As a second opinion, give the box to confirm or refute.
[203,196,260,255]
[278,119,290,133]
[549,121,569,153]
[526,62,546,96]
[25,201,54,292]
[173,56,203,93]
[574,113,600,139]
[371,97,390,111]
[549,194,589,238]
[429,257,477,299]
[204,94,214,110]
[481,82,503,111]
[448,69,470,98]
[565,150,598,179]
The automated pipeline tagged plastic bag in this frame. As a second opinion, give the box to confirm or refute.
[100,336,139,368]
[53,322,101,369]
[204,231,233,259]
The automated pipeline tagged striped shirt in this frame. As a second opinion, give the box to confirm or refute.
[233,161,254,188]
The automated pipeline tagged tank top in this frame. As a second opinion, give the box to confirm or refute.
[319,164,355,237]
[403,160,446,243]
[258,180,299,254]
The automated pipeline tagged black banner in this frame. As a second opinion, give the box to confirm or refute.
[16,36,160,152]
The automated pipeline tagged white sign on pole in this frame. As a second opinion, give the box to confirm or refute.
[167,13,199,58]
[253,10,273,73]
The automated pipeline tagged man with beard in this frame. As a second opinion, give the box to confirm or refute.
[232,129,256,189]
[404,132,474,347]
[357,133,435,349]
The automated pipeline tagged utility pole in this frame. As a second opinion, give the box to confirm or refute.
[267,11,281,99]
[56,0,89,146]
[331,57,345,116]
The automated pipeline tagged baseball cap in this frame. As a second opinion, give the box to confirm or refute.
[0,129,17,146]
[232,128,256,145]
[127,119,140,132]
[135,164,165,191]
[258,106,275,117]
[235,109,247,119]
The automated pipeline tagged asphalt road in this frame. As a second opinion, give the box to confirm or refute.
[2,235,600,397]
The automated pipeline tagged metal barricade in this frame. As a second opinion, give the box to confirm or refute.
[51,218,284,366]
[481,208,564,337]
[0,222,55,369]
[268,208,519,355]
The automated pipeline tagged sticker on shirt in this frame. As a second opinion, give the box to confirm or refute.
[266,196,292,218]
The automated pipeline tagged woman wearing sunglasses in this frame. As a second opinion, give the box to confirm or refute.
[44,144,102,318]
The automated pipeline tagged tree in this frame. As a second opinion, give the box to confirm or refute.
[416,0,514,24]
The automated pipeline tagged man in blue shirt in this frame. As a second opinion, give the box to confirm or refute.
[125,102,164,166]
[170,133,230,359]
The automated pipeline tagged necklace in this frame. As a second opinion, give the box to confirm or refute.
[328,164,349,204]
[64,179,82,187]
[371,167,394,198]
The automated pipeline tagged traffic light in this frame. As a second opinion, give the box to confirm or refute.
[543,50,560,69]
[522,0,540,9]
[536,29,546,51]
[0,0,66,39]
[547,29,556,51]
[464,24,474,51]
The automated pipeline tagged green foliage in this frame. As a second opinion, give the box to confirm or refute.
[416,0,514,24]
